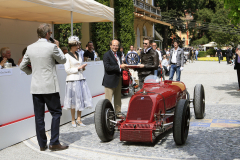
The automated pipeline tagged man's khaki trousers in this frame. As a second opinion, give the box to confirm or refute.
[105,77,122,114]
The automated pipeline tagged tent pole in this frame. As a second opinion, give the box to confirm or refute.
[51,22,54,39]
[113,21,114,39]
[71,11,73,36]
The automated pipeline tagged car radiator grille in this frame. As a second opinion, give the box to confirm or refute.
[120,130,152,142]
[127,96,153,120]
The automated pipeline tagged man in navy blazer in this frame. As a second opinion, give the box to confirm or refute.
[102,40,127,116]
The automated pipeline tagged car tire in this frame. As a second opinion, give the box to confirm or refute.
[173,99,190,145]
[186,90,190,101]
[193,84,205,119]
[94,99,115,142]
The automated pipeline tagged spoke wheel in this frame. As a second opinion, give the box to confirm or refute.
[95,99,116,142]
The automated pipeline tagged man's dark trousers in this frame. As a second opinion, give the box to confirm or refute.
[218,55,221,63]
[32,93,62,148]
[226,54,230,64]
[139,75,148,89]
[236,64,240,89]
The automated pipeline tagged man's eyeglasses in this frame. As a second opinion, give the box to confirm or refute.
[143,43,148,45]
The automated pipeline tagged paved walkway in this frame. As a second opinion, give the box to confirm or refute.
[1,61,240,160]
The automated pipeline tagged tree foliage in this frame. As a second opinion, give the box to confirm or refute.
[221,0,240,26]
[91,0,113,58]
[186,0,240,48]
[154,0,206,48]
[114,0,135,53]
[191,35,209,46]
[54,23,82,48]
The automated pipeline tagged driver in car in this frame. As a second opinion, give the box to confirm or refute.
[136,37,159,89]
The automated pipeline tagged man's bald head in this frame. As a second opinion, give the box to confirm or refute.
[110,40,120,52]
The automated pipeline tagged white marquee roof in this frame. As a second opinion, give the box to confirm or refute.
[0,0,114,23]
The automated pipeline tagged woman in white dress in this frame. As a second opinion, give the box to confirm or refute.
[63,36,92,127]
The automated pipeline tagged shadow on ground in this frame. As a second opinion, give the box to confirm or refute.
[60,130,92,144]
[213,82,240,98]
[163,126,240,159]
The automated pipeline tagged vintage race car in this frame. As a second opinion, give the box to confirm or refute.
[94,75,205,145]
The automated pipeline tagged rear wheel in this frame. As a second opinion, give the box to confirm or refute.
[94,99,115,142]
[193,84,205,119]
[173,99,190,145]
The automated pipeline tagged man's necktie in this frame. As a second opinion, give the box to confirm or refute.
[114,52,118,61]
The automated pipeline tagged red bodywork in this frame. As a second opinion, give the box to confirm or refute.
[119,80,187,143]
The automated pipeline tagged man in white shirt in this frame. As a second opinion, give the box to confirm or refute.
[152,43,162,62]
[152,42,162,76]
[168,40,184,81]
[166,49,170,55]
[195,48,199,60]
[76,42,85,61]
[128,45,137,53]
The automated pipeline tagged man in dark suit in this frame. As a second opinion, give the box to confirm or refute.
[215,48,222,63]
[234,48,240,91]
[102,40,127,117]
[84,41,95,61]
[226,47,231,64]
[0,47,16,67]
[20,23,68,151]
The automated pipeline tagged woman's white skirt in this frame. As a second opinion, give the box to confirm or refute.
[63,80,92,111]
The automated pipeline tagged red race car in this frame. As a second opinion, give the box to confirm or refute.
[95,75,205,145]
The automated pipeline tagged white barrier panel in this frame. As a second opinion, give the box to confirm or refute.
[0,61,105,150]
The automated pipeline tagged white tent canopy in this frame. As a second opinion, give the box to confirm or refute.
[203,42,217,51]
[203,42,217,47]
[0,0,114,23]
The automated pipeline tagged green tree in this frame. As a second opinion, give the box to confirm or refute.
[190,0,240,48]
[154,0,206,48]
[221,0,240,26]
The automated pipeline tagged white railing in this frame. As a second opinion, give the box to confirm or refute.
[133,0,161,16]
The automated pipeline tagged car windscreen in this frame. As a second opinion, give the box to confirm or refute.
[144,75,160,83]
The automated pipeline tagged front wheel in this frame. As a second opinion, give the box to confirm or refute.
[193,84,205,119]
[94,99,115,142]
[173,99,190,145]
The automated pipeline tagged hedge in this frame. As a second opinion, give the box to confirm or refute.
[91,0,112,59]
[198,51,207,57]
[206,48,216,56]
[114,0,135,54]
[54,23,82,48]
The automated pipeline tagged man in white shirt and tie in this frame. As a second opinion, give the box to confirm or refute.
[168,40,184,81]
[102,40,127,118]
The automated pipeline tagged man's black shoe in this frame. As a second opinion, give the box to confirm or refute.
[49,144,69,151]
[40,145,48,151]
